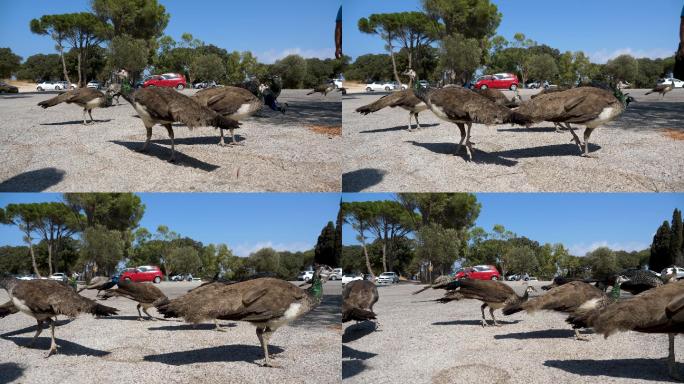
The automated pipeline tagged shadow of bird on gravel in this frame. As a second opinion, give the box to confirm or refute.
[544,358,681,382]
[342,168,386,192]
[0,362,24,384]
[0,167,65,192]
[490,143,601,159]
[407,141,519,166]
[342,345,377,379]
[497,126,558,133]
[432,319,520,326]
[40,119,112,126]
[109,141,220,172]
[2,336,110,357]
[0,319,71,337]
[99,315,155,321]
[143,344,284,365]
[343,322,377,343]
[147,323,237,331]
[493,329,583,339]
[361,123,439,134]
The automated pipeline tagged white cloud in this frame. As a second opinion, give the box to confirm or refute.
[569,241,648,256]
[256,47,335,64]
[232,241,313,257]
[589,47,674,64]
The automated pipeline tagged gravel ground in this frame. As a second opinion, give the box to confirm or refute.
[342,281,683,384]
[0,89,341,192]
[342,88,684,192]
[0,280,342,384]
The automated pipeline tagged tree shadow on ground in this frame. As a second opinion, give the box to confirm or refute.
[254,101,341,127]
[0,362,24,384]
[342,321,377,343]
[612,101,684,130]
[342,168,386,192]
[432,319,520,326]
[290,293,341,329]
[0,167,66,192]
[2,336,110,357]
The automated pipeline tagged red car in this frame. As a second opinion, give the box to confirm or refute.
[120,265,164,283]
[143,73,187,90]
[453,265,501,280]
[473,73,519,91]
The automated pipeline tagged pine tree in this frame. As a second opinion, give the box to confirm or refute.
[650,220,672,271]
[334,204,343,267]
[314,221,337,267]
[671,209,684,266]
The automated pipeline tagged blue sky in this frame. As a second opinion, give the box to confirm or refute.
[344,0,681,63]
[0,193,340,257]
[0,0,341,63]
[342,193,684,256]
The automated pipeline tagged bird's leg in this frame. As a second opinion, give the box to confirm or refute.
[407,112,413,131]
[214,319,226,332]
[218,128,226,146]
[414,113,421,129]
[581,128,598,158]
[88,109,94,124]
[455,123,466,155]
[567,125,582,150]
[554,123,563,133]
[164,124,176,162]
[229,128,244,146]
[82,109,88,125]
[464,122,474,161]
[46,318,58,358]
[257,327,280,368]
[480,303,488,327]
[489,307,501,326]
[142,305,156,321]
[140,124,152,153]
[136,303,144,321]
[668,333,682,381]
[574,329,590,341]
[28,320,44,348]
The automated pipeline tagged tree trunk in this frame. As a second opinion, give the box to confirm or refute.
[381,241,387,272]
[387,36,402,85]
[77,52,83,88]
[47,243,53,276]
[28,242,41,277]
[58,44,71,85]
[360,234,374,277]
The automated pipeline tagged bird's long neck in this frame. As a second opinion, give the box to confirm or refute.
[521,288,531,301]
[306,275,324,305]
[610,281,623,300]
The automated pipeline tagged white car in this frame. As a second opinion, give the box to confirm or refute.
[662,266,684,279]
[365,81,403,92]
[49,273,68,282]
[333,78,343,88]
[341,274,363,286]
[56,81,77,90]
[376,272,399,284]
[329,268,343,280]
[657,78,684,88]
[297,270,314,282]
[87,80,102,89]
[36,81,64,91]
[17,274,37,280]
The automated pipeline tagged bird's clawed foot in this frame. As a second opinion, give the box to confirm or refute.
[229,141,245,146]
[574,335,590,342]
[45,344,59,358]
[581,153,598,159]
[261,361,282,368]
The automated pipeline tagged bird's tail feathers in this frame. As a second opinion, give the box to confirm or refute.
[91,302,118,317]
[38,93,69,109]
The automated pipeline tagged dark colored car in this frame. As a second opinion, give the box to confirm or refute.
[0,82,19,93]
[453,265,501,280]
[120,265,164,283]
[143,73,187,90]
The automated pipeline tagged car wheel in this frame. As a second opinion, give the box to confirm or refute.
[480,85,488,90]
[124,277,131,281]
[148,85,155,88]
[55,85,61,90]
[330,275,337,280]
[491,276,498,280]
[154,276,161,283]
[385,86,391,91]
[176,84,185,90]
[366,87,372,92]
[510,84,517,91]
[37,87,43,91]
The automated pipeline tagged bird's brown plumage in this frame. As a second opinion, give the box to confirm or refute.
[412,275,455,295]
[192,86,263,145]
[307,83,335,96]
[518,281,605,315]
[121,87,241,161]
[101,280,167,320]
[475,88,520,108]
[356,89,428,131]
[0,300,18,318]
[37,88,110,124]
[342,280,378,322]
[645,81,675,97]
